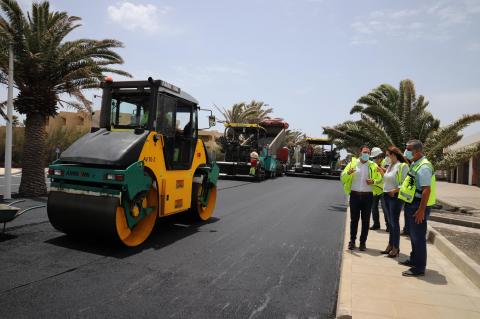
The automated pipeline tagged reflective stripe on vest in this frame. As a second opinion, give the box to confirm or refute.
[342,158,381,195]
[398,158,436,206]
[396,163,408,185]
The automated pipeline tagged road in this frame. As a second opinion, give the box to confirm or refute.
[0,177,346,319]
[0,172,23,195]
[0,171,50,195]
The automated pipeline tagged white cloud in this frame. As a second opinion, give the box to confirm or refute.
[107,2,171,33]
[351,21,373,35]
[467,42,480,51]
[390,9,420,19]
[350,0,480,46]
[170,63,248,87]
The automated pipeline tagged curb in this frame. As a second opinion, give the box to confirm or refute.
[427,226,480,289]
[429,214,480,229]
[437,199,477,214]
[335,207,352,319]
[436,199,459,211]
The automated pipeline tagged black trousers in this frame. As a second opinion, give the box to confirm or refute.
[349,192,373,244]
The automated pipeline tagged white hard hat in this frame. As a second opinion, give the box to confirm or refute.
[370,147,383,158]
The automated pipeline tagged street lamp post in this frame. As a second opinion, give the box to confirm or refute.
[3,44,14,199]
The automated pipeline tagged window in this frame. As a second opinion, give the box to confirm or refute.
[157,93,197,170]
[157,94,176,136]
[111,92,150,129]
[176,107,192,137]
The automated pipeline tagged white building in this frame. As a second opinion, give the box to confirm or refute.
[445,132,480,186]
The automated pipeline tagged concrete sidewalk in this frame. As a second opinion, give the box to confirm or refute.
[436,181,480,212]
[337,211,480,318]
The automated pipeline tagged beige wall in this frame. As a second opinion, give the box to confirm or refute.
[198,130,222,143]
[47,111,92,132]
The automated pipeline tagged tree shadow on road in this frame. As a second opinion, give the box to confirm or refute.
[328,205,347,212]
[45,214,220,259]
[0,233,17,242]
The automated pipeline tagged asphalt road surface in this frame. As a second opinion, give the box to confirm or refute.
[0,177,346,319]
[0,172,23,195]
[0,171,50,195]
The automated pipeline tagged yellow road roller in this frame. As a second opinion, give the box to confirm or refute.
[47,78,219,247]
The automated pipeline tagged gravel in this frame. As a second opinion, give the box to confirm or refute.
[433,226,480,265]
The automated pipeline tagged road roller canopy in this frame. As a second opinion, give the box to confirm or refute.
[99,79,199,132]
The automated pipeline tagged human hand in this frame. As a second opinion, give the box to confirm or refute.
[348,168,356,175]
[389,190,396,197]
[366,179,374,185]
[413,209,425,224]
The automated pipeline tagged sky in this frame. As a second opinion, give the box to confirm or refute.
[3,0,480,138]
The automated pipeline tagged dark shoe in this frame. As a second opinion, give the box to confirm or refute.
[381,244,392,254]
[399,259,413,267]
[401,231,409,237]
[387,248,399,258]
[369,225,380,230]
[348,241,355,250]
[402,269,425,277]
[359,243,366,251]
[385,227,390,233]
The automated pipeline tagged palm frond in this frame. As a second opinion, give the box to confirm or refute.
[435,143,480,170]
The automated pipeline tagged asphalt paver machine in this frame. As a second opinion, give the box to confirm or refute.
[259,119,289,177]
[47,78,219,247]
[286,137,341,179]
[217,119,288,180]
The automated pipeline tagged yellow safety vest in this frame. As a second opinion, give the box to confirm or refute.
[398,158,436,206]
[341,157,383,196]
[396,162,409,185]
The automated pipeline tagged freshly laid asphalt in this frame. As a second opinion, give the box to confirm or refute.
[0,177,346,319]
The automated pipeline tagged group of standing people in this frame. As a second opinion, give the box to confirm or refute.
[341,140,436,277]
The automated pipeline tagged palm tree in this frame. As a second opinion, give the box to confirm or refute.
[216,102,248,123]
[323,79,480,169]
[0,0,130,196]
[284,130,306,148]
[243,100,273,124]
[216,100,273,124]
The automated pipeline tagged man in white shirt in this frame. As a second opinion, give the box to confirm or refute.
[343,146,380,251]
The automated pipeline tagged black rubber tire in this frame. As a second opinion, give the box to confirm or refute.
[189,182,216,222]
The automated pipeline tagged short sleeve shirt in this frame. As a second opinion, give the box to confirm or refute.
[411,157,432,197]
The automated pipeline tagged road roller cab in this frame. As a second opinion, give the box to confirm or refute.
[47,78,219,246]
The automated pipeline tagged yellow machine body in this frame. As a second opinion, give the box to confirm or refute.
[139,132,208,217]
[47,79,219,247]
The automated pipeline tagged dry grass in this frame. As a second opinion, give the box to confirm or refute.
[0,125,89,167]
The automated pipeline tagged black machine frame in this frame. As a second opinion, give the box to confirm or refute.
[99,78,200,170]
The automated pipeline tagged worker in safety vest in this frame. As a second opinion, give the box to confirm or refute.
[369,147,388,231]
[249,151,259,176]
[341,146,383,251]
[398,140,436,277]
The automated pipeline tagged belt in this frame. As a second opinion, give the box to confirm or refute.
[351,191,373,196]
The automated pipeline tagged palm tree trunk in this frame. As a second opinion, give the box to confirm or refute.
[19,113,48,197]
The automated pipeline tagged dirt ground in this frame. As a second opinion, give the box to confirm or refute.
[434,226,480,265]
